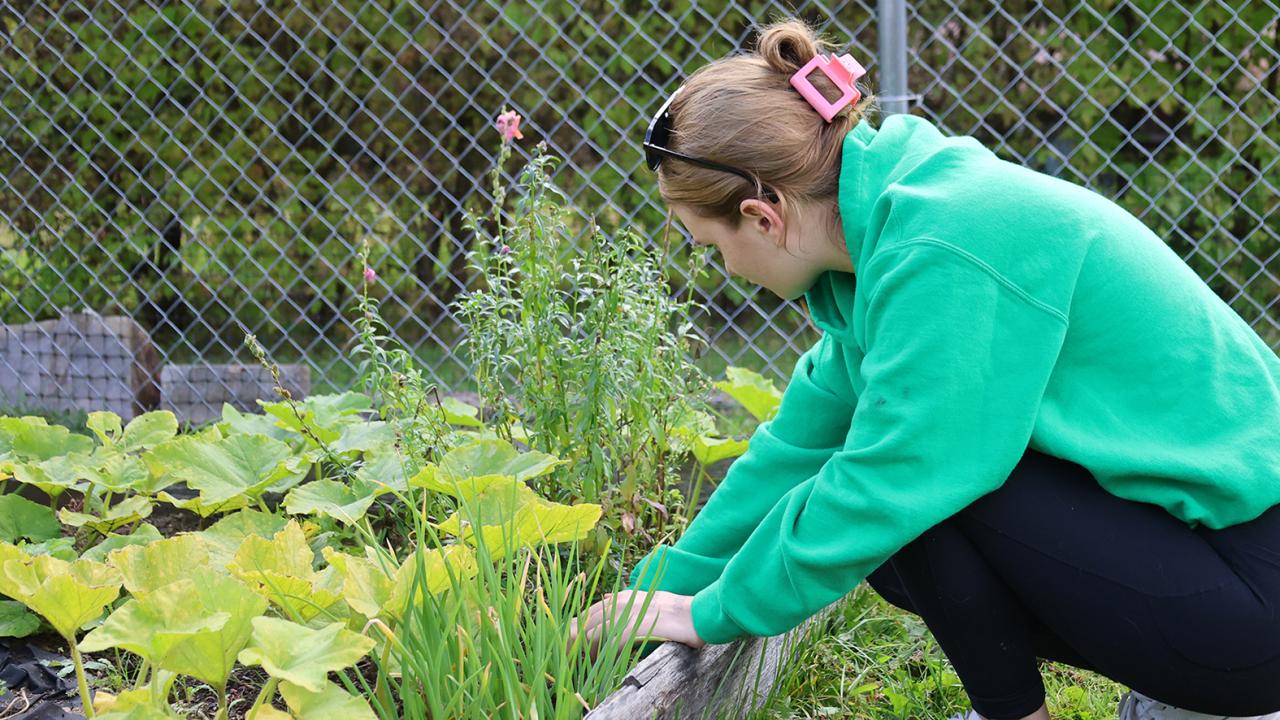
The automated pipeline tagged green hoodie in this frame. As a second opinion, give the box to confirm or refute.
[627,113,1280,646]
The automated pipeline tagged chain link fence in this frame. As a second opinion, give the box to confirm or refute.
[1,1,1276,421]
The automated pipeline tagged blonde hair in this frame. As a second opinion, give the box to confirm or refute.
[656,16,879,236]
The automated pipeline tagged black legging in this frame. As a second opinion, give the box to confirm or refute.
[865,447,1280,719]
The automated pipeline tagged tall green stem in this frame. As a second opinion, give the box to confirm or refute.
[69,643,96,719]
[248,677,280,716]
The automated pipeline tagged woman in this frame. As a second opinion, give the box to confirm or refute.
[567,16,1280,720]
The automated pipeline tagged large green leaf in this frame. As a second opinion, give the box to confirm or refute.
[218,404,293,443]
[145,434,306,506]
[155,490,249,518]
[6,453,90,498]
[258,392,371,446]
[439,397,483,428]
[81,524,163,563]
[354,448,418,493]
[75,451,167,494]
[120,411,179,452]
[237,617,375,692]
[0,417,94,461]
[0,599,40,637]
[60,494,154,535]
[437,438,563,482]
[0,494,61,543]
[330,421,394,456]
[86,411,124,448]
[714,366,783,422]
[283,479,384,525]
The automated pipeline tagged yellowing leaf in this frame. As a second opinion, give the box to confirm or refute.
[237,617,375,692]
[321,547,396,621]
[198,510,288,568]
[0,546,121,640]
[229,522,342,623]
[714,366,783,422]
[440,397,483,427]
[247,708,291,720]
[690,435,749,466]
[109,535,211,594]
[408,469,512,502]
[385,545,478,621]
[433,479,602,555]
[149,575,268,687]
[279,680,377,720]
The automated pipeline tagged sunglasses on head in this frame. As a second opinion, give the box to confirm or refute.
[642,85,780,203]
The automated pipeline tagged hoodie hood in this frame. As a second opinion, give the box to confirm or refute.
[804,114,989,342]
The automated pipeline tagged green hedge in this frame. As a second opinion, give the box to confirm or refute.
[0,0,1274,356]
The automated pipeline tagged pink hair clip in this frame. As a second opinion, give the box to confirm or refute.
[790,53,867,122]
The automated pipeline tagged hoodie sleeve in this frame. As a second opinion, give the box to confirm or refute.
[626,332,857,595]
[688,241,1070,644]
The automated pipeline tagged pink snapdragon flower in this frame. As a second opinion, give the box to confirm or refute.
[496,110,524,142]
[363,267,377,283]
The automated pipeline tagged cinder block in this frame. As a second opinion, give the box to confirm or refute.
[0,311,161,419]
[160,363,310,427]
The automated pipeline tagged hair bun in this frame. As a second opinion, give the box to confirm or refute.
[755,18,837,75]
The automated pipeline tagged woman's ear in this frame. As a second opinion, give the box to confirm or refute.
[739,197,786,245]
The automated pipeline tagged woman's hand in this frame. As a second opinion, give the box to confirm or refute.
[567,589,706,660]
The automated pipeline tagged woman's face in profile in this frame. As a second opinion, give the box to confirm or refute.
[670,202,825,301]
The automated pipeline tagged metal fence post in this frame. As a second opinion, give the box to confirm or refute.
[877,0,910,114]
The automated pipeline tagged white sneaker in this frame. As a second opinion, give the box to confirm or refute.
[1118,690,1280,720]
[946,712,983,720]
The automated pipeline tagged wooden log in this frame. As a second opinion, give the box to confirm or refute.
[160,363,311,426]
[0,311,160,419]
[585,599,843,720]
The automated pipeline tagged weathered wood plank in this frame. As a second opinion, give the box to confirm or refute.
[586,599,843,720]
